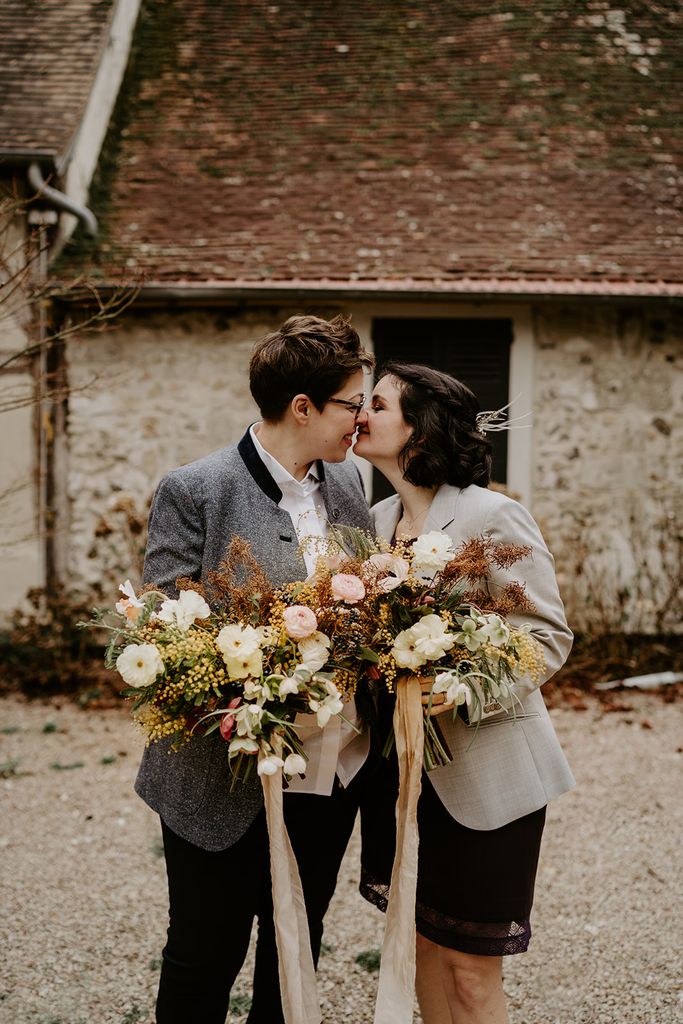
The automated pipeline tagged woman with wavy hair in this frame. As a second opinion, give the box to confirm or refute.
[353,363,575,1024]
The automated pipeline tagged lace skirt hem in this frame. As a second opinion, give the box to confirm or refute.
[359,873,532,957]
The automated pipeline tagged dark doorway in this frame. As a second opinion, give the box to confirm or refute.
[370,318,512,502]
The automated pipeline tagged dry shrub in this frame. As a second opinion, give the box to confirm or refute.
[0,587,113,698]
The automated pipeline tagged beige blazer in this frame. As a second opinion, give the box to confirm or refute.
[372,483,576,831]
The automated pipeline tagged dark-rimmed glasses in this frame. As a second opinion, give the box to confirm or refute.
[326,396,366,415]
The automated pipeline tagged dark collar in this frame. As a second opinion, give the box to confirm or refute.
[237,428,282,503]
[236,426,326,504]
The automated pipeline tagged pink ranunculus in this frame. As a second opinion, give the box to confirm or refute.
[219,698,241,742]
[283,605,318,640]
[331,573,366,604]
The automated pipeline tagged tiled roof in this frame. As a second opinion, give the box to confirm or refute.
[63,0,682,290]
[0,0,114,163]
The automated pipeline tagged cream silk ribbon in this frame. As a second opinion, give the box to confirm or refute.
[261,766,322,1024]
[374,674,425,1024]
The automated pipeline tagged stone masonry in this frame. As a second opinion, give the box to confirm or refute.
[63,303,682,633]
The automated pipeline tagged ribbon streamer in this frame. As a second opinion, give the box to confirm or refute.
[374,674,425,1024]
[261,766,322,1024]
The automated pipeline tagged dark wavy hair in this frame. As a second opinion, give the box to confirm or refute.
[250,314,373,422]
[380,362,493,488]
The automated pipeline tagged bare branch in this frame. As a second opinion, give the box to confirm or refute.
[0,375,100,414]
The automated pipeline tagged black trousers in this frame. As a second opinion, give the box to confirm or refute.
[155,771,365,1024]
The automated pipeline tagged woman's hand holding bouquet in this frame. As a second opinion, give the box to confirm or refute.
[306,525,546,769]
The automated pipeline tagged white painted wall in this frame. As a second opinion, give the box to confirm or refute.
[0,212,42,624]
[0,371,42,622]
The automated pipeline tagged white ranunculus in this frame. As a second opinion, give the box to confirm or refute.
[157,590,212,632]
[412,614,455,660]
[478,614,510,648]
[330,573,366,604]
[297,631,332,673]
[410,531,455,574]
[116,643,165,687]
[216,623,264,660]
[283,753,307,776]
[391,626,428,671]
[223,650,263,680]
[257,754,284,776]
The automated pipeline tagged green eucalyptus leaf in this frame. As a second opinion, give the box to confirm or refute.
[358,646,380,664]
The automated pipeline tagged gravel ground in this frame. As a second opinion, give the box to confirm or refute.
[1,691,681,1024]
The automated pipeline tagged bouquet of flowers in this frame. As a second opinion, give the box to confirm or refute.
[302,526,546,769]
[87,538,349,784]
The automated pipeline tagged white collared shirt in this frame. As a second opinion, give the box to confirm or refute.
[249,424,369,793]
[249,424,329,575]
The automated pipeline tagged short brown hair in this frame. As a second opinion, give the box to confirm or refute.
[249,314,373,422]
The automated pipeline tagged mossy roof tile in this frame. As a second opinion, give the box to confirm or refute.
[59,0,683,288]
[0,0,114,159]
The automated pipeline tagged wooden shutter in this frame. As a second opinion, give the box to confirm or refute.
[370,318,512,502]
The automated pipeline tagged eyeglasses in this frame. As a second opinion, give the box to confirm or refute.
[326,396,366,415]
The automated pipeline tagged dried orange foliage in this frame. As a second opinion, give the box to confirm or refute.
[442,536,535,616]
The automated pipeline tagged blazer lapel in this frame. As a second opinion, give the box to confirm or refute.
[236,427,283,504]
[423,484,462,534]
[320,465,372,531]
[372,494,402,542]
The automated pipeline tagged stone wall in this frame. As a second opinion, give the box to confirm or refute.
[63,301,683,632]
[65,309,277,600]
[532,304,682,633]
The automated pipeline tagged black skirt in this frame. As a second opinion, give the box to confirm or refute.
[359,726,547,957]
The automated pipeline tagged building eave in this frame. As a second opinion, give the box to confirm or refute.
[0,149,58,173]
[51,277,683,308]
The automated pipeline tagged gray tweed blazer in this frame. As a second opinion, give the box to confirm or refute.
[134,428,372,851]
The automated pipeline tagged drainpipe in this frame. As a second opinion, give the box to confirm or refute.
[26,209,55,595]
[26,161,97,593]
[28,162,98,237]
